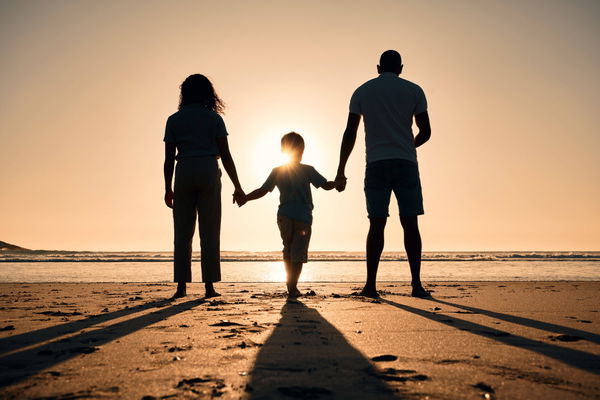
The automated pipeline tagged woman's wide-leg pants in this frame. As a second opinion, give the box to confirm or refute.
[173,156,221,283]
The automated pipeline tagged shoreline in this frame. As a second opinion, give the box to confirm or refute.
[1,281,599,399]
[1,279,600,283]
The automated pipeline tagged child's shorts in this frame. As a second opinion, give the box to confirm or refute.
[277,215,312,263]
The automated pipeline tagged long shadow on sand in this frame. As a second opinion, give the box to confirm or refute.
[428,298,600,344]
[247,300,410,400]
[381,299,600,375]
[0,298,175,355]
[0,297,206,387]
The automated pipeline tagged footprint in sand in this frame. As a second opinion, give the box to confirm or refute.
[175,376,226,396]
[277,386,333,397]
[473,382,495,394]
[548,334,584,342]
[372,367,429,382]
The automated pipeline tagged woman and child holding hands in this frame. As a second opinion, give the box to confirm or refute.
[163,50,432,300]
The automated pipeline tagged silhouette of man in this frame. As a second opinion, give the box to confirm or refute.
[335,50,431,298]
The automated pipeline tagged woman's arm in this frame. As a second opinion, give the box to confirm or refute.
[163,142,176,208]
[321,181,336,191]
[217,136,244,203]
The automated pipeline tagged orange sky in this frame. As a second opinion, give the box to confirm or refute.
[1,0,599,251]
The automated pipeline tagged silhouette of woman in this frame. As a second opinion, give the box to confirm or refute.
[163,74,244,298]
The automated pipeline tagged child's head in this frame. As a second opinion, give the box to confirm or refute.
[281,132,305,162]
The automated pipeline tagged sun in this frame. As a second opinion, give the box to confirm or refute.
[252,130,323,178]
[252,132,291,176]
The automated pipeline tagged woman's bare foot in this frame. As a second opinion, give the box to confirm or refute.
[204,282,221,298]
[205,290,221,298]
[358,286,379,299]
[172,282,187,299]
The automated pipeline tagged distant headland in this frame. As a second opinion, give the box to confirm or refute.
[0,241,29,251]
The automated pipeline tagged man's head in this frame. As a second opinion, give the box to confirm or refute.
[377,50,403,75]
[281,131,305,163]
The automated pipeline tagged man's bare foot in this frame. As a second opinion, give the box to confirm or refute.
[411,286,431,298]
[358,287,379,299]
[287,288,302,298]
[172,283,187,299]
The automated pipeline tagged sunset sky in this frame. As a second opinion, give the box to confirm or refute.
[1,0,598,252]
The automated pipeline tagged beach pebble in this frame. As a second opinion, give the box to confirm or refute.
[0,325,15,331]
[209,320,243,327]
[371,354,398,362]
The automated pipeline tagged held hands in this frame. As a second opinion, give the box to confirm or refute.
[334,173,347,192]
[233,187,247,207]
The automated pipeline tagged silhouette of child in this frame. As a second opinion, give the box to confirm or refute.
[239,132,335,297]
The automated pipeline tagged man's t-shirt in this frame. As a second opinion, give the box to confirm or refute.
[261,164,327,225]
[164,104,228,159]
[349,72,427,164]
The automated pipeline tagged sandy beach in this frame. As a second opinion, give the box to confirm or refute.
[0,281,598,399]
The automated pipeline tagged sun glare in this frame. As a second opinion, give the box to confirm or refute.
[265,261,287,282]
[252,132,293,177]
[252,129,323,179]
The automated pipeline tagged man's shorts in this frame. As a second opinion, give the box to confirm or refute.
[364,159,424,218]
[277,215,312,263]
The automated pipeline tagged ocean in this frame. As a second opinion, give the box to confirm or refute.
[0,251,599,283]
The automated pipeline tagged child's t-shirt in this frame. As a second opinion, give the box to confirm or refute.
[260,163,327,224]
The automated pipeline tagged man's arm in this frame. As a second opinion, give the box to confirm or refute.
[217,136,245,204]
[335,113,361,191]
[414,111,431,148]
[163,142,176,208]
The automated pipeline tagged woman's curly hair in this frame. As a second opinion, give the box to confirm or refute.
[178,74,225,114]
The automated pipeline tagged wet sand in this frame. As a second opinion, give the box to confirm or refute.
[0,282,598,399]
